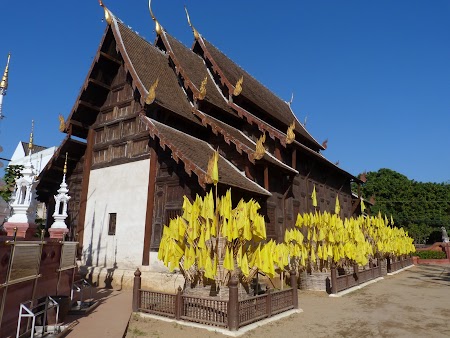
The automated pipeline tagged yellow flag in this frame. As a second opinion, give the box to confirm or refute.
[335,195,340,214]
[224,246,234,271]
[204,256,214,279]
[360,198,366,213]
[311,185,318,207]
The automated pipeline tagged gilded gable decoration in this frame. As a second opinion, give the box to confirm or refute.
[233,76,244,96]
[198,76,207,100]
[286,120,295,144]
[254,133,266,160]
[145,78,159,105]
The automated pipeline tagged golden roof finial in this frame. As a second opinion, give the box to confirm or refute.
[64,152,68,174]
[0,53,11,90]
[286,120,295,144]
[145,78,159,105]
[98,0,113,25]
[28,120,34,152]
[233,76,244,96]
[148,0,163,35]
[198,76,207,100]
[184,6,200,40]
[254,133,266,160]
[58,114,66,132]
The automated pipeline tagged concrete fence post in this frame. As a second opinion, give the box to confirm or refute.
[132,268,141,312]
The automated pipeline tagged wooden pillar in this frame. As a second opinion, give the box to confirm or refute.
[76,129,94,252]
[291,148,297,170]
[274,144,281,161]
[142,147,158,266]
[264,165,269,191]
[227,275,239,331]
[132,268,141,312]
[175,286,182,320]
[266,287,272,317]
[331,263,337,294]
[290,269,298,309]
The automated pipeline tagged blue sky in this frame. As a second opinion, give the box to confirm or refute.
[1,0,449,183]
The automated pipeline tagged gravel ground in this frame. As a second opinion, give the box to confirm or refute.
[126,264,450,338]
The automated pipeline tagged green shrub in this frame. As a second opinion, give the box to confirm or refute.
[414,250,447,259]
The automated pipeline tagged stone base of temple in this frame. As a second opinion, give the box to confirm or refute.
[78,265,185,292]
[3,222,38,238]
[48,227,69,240]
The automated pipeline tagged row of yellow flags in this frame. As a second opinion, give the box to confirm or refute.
[158,189,415,282]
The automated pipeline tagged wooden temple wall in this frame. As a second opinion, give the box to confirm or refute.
[66,155,85,241]
[91,65,149,169]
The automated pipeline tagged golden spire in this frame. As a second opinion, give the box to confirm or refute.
[198,76,207,100]
[184,6,200,40]
[148,0,163,35]
[233,76,244,96]
[28,120,34,153]
[254,133,266,160]
[145,78,159,105]
[0,53,11,90]
[286,120,295,144]
[63,152,68,175]
[98,0,113,25]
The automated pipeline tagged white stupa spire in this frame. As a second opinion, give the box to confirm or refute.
[49,152,70,239]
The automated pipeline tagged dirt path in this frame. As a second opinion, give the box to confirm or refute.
[126,265,450,338]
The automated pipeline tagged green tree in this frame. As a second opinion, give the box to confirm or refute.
[359,168,450,243]
[0,165,23,202]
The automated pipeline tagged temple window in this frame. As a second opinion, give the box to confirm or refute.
[108,213,117,235]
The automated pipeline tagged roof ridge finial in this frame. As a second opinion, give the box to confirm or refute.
[148,0,163,35]
[98,0,113,25]
[0,52,11,90]
[28,120,34,157]
[184,6,200,40]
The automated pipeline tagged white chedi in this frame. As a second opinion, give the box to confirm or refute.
[8,159,39,224]
[50,155,71,230]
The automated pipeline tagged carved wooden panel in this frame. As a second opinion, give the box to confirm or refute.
[112,144,127,160]
[131,139,149,157]
[106,123,120,142]
[122,119,135,137]
[95,128,106,143]
[150,185,165,250]
[93,148,109,165]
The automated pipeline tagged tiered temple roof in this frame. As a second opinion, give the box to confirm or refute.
[38,3,360,212]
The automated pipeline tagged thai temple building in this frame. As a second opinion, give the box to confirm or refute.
[36,2,364,289]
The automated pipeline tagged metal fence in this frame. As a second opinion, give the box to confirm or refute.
[133,269,298,331]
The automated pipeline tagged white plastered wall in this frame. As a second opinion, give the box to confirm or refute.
[82,159,150,270]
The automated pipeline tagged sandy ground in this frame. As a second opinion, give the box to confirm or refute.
[126,264,450,338]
